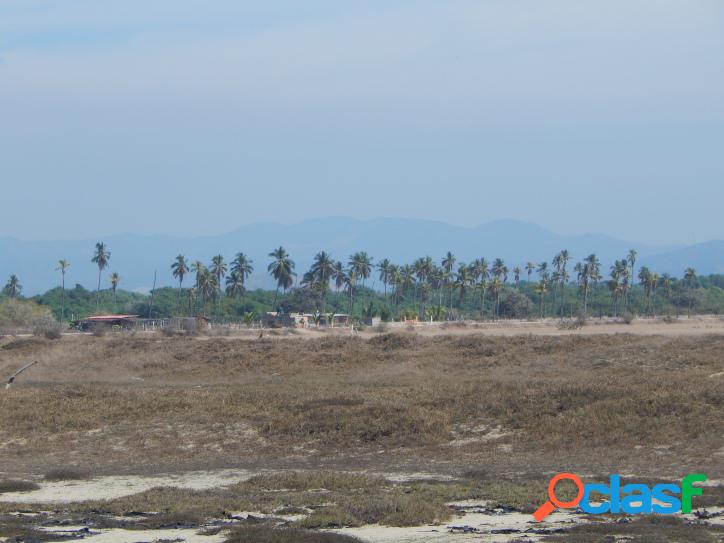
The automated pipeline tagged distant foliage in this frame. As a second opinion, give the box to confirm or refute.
[17,272,724,323]
[0,298,56,334]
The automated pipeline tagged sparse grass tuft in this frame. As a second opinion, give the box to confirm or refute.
[242,472,384,492]
[226,525,362,543]
[44,467,91,481]
[0,479,40,493]
[543,515,724,542]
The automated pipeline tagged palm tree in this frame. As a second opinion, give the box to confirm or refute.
[586,254,601,315]
[309,251,335,312]
[91,242,110,310]
[472,258,489,318]
[225,271,245,298]
[190,261,207,315]
[268,246,295,307]
[492,258,505,280]
[442,252,456,311]
[649,272,659,317]
[171,255,189,311]
[525,262,535,283]
[513,266,521,286]
[684,267,697,317]
[429,265,445,307]
[487,277,502,320]
[56,259,70,321]
[627,249,638,308]
[3,275,21,298]
[608,274,622,316]
[413,256,433,316]
[577,254,600,317]
[377,258,392,299]
[344,270,357,315]
[210,254,227,313]
[110,272,120,305]
[333,261,346,310]
[534,280,548,319]
[609,260,626,316]
[198,269,217,315]
[638,266,653,315]
[454,264,471,311]
[231,253,254,290]
[399,264,415,295]
[349,252,373,310]
[661,274,673,316]
[389,264,402,307]
[536,261,549,282]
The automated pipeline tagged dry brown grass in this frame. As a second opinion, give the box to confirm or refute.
[0,332,721,540]
[225,525,361,543]
[0,333,722,481]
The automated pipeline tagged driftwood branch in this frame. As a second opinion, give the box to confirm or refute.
[5,361,37,390]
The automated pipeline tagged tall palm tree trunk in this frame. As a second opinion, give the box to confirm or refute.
[96,270,102,310]
[60,273,66,322]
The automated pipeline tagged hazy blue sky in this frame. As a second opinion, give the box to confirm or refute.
[1,1,723,245]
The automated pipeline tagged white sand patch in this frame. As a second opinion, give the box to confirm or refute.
[380,472,457,483]
[332,501,588,542]
[41,525,228,543]
[0,469,261,504]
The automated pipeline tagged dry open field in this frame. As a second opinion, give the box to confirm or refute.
[0,322,722,542]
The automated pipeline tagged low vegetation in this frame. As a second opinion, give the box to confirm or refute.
[0,333,721,478]
[0,479,40,494]
[225,526,361,543]
[0,298,58,335]
[0,332,720,540]
[44,467,91,481]
[541,516,724,542]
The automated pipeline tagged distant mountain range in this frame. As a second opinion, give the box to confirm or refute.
[1,218,722,295]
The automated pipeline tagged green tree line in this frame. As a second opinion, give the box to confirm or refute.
[3,243,724,323]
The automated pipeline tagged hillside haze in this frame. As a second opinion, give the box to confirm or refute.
[1,218,721,295]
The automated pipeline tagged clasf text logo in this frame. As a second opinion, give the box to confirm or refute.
[533,473,707,521]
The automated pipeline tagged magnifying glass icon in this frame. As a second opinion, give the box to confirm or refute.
[533,473,584,521]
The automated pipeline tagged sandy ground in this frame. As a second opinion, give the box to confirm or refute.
[2,472,721,543]
[21,496,724,543]
[350,315,724,338]
[0,469,259,504]
[197,315,724,340]
[38,525,227,543]
[15,314,720,342]
[0,470,458,504]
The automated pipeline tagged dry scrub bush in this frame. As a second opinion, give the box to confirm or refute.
[0,479,40,494]
[226,526,362,543]
[0,299,55,334]
[32,317,63,339]
[44,467,90,481]
[374,322,389,333]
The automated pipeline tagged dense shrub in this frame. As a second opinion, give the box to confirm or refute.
[32,317,63,339]
[0,299,55,334]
